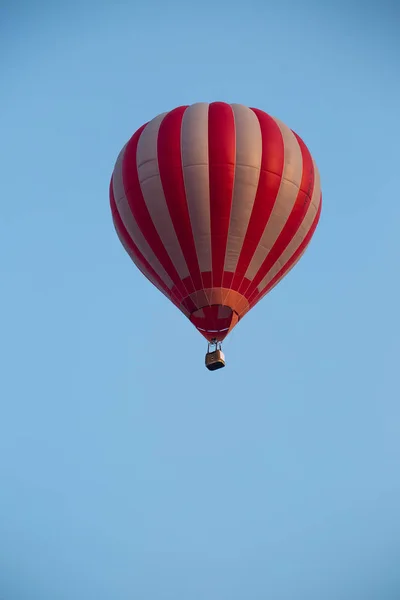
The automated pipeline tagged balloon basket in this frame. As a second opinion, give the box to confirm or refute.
[205,339,226,371]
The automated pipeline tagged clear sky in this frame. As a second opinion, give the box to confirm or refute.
[1,1,400,598]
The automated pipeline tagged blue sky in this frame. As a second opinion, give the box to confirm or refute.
[1,2,399,598]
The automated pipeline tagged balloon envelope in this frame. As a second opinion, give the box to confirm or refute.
[110,102,322,342]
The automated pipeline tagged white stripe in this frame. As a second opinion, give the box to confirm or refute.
[112,144,174,290]
[224,104,262,273]
[267,247,308,295]
[115,223,190,318]
[244,248,309,318]
[181,102,212,274]
[256,161,321,292]
[112,220,170,300]
[245,117,304,281]
[137,113,190,280]
[112,144,128,201]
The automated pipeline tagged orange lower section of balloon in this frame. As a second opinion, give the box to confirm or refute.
[178,286,250,342]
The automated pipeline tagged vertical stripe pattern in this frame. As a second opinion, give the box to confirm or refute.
[110,102,322,341]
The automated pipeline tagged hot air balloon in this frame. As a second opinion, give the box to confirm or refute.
[110,102,321,371]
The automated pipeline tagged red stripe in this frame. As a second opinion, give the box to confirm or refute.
[243,128,316,297]
[157,106,204,292]
[208,102,236,288]
[292,131,315,200]
[110,182,183,307]
[181,297,197,313]
[232,108,284,293]
[248,197,322,307]
[122,122,188,298]
[201,272,212,289]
